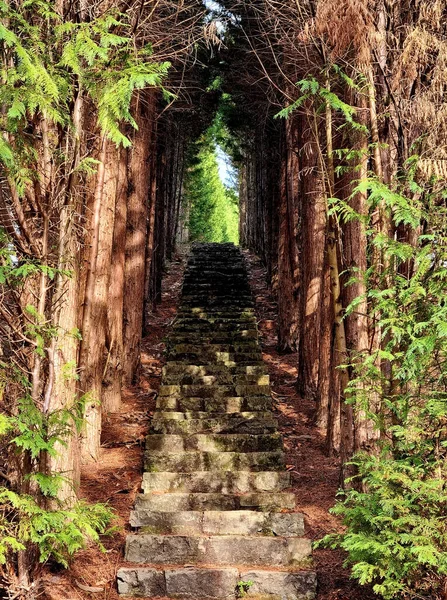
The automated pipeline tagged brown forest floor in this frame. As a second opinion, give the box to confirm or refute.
[41,246,376,600]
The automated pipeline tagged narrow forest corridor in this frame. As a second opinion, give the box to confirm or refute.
[48,246,377,600]
[2,2,446,600]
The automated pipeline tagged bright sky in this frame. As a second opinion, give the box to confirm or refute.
[217,145,238,190]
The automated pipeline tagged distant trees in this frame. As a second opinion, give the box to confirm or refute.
[185,122,239,244]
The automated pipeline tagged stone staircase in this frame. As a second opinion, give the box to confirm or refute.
[117,243,317,600]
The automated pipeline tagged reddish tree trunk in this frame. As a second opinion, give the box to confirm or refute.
[277,119,300,352]
[80,140,118,462]
[297,112,327,400]
[103,145,128,412]
[123,91,155,384]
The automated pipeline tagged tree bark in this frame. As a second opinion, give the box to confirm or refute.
[102,144,128,412]
[277,119,300,353]
[123,90,155,384]
[297,110,327,399]
[79,138,117,462]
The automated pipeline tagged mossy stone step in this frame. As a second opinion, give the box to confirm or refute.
[168,333,258,344]
[124,534,311,567]
[152,410,273,421]
[158,384,271,398]
[168,342,260,350]
[156,395,272,413]
[130,508,303,536]
[177,308,256,323]
[133,491,296,512]
[182,280,250,287]
[163,364,266,375]
[141,471,290,493]
[146,433,282,453]
[168,344,261,356]
[117,567,316,600]
[162,374,269,386]
[166,358,264,368]
[180,300,254,306]
[144,450,285,472]
[151,414,277,435]
[172,323,257,333]
[164,363,265,374]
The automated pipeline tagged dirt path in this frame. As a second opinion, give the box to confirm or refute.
[42,246,376,600]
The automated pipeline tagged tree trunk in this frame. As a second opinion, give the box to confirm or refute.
[123,90,155,384]
[239,162,247,247]
[297,110,327,399]
[103,144,128,412]
[143,106,159,332]
[79,131,122,461]
[339,92,375,466]
[277,119,300,353]
[48,204,81,499]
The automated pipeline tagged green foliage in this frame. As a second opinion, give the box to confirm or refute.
[275,75,368,134]
[0,0,171,188]
[0,490,112,568]
[236,579,254,597]
[185,121,239,244]
[319,455,447,599]
[0,392,113,570]
[320,167,447,599]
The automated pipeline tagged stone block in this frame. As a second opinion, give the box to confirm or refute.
[165,567,239,599]
[141,470,289,493]
[116,568,165,596]
[144,450,285,472]
[145,433,282,453]
[239,570,317,600]
[134,491,295,512]
[125,535,312,567]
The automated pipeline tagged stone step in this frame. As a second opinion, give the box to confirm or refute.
[177,310,255,319]
[182,279,249,285]
[133,491,296,512]
[163,364,266,375]
[152,410,273,421]
[141,471,290,493]
[151,414,277,435]
[144,450,285,472]
[172,323,257,333]
[131,509,303,536]
[184,273,247,279]
[117,566,316,600]
[175,316,256,324]
[166,358,264,369]
[168,333,259,344]
[146,433,282,453]
[124,534,311,567]
[169,341,259,351]
[181,292,250,298]
[156,395,272,413]
[165,357,264,368]
[179,304,254,313]
[162,373,269,386]
[168,345,261,357]
[158,384,271,398]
